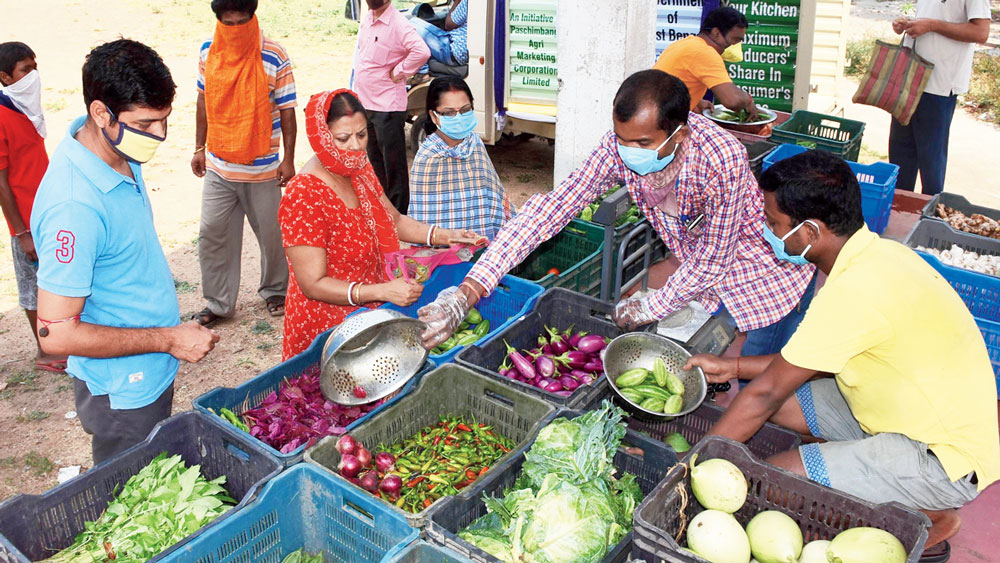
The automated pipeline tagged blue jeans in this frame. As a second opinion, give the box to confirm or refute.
[739,272,818,357]
[888,92,958,196]
[410,17,454,74]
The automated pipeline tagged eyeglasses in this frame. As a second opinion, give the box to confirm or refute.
[434,106,474,118]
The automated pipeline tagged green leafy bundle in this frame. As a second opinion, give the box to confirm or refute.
[459,402,642,563]
[42,453,235,562]
[281,549,324,563]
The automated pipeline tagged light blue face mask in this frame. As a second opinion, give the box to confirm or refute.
[617,123,683,176]
[435,109,478,141]
[763,219,818,266]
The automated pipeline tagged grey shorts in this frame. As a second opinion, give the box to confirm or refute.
[796,378,979,510]
[11,236,37,310]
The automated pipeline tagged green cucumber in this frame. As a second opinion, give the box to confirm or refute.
[632,385,675,402]
[616,368,649,388]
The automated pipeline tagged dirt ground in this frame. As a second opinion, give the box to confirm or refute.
[0,0,998,501]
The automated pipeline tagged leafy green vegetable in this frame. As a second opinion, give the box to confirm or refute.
[41,453,235,562]
[459,402,642,563]
[575,184,641,227]
[282,549,325,563]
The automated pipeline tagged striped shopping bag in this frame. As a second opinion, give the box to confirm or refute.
[852,35,934,126]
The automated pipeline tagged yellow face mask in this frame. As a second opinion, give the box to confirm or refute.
[102,106,166,164]
[722,43,744,63]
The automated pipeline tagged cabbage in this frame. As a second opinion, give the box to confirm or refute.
[459,403,641,563]
[798,540,831,563]
[827,527,906,563]
[687,509,751,563]
[744,510,802,563]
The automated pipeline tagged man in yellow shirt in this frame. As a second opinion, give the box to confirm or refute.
[653,7,758,118]
[688,150,1000,556]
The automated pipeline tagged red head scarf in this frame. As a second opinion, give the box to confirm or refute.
[304,89,401,254]
[306,89,371,178]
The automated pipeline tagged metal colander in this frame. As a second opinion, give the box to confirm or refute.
[320,309,428,405]
[604,332,707,419]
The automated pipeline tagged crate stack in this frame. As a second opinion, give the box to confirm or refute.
[904,194,1000,391]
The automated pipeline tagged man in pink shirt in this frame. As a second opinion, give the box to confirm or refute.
[355,0,430,213]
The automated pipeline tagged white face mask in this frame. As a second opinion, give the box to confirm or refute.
[1,69,46,138]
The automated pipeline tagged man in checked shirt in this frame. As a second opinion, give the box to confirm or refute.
[419,70,815,354]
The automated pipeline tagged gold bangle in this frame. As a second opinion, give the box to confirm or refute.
[354,283,363,305]
[193,146,206,154]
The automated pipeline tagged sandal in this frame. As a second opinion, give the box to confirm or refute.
[193,308,222,328]
[919,540,951,563]
[265,295,286,317]
[35,359,67,374]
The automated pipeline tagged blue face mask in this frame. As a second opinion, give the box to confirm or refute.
[763,220,817,266]
[617,123,683,176]
[435,109,478,141]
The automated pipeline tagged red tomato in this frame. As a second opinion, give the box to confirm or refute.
[547,267,561,276]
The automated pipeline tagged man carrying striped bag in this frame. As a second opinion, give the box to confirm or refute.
[190,0,297,327]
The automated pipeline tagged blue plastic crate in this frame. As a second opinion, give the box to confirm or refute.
[975,318,1000,394]
[916,252,1000,323]
[0,412,282,562]
[382,262,544,364]
[163,464,418,563]
[194,328,433,467]
[381,541,472,562]
[763,144,899,235]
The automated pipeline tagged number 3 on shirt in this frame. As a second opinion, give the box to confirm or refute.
[55,230,75,264]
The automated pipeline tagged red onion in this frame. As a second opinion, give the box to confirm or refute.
[375,451,397,473]
[379,474,402,497]
[353,386,367,399]
[356,445,372,467]
[336,434,358,456]
[358,470,379,492]
[338,454,362,478]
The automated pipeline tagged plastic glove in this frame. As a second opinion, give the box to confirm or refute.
[418,286,470,349]
[613,296,657,331]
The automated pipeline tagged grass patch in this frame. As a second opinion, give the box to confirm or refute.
[174,278,198,294]
[965,52,1000,125]
[516,173,536,184]
[250,320,274,335]
[236,357,256,369]
[858,143,889,165]
[23,453,54,476]
[256,341,276,351]
[8,370,38,389]
[0,390,14,401]
[16,411,51,423]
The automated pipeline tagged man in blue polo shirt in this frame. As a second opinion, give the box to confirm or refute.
[31,40,220,464]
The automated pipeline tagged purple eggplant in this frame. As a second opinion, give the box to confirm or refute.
[503,369,517,380]
[554,390,572,397]
[578,374,596,386]
[504,339,537,380]
[583,358,604,373]
[537,335,549,348]
[568,331,588,349]
[559,375,581,391]
[535,355,556,378]
[546,326,569,354]
[556,350,589,370]
[542,344,554,355]
[544,381,563,392]
[570,369,592,380]
[576,334,607,355]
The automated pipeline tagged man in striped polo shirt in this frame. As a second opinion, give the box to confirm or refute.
[190,0,297,327]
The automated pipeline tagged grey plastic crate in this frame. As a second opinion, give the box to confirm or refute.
[304,364,556,528]
[905,215,1000,259]
[921,193,1000,242]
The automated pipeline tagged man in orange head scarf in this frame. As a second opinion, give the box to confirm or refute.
[190,0,297,328]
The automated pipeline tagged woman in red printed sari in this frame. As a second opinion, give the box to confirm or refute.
[279,89,481,359]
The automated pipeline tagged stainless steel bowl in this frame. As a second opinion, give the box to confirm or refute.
[604,332,707,418]
[320,309,428,405]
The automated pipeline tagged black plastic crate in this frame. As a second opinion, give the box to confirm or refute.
[631,436,930,562]
[304,364,556,528]
[0,411,282,562]
[617,401,799,459]
[425,410,679,563]
[456,288,653,408]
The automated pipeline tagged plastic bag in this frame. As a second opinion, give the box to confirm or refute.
[385,245,478,284]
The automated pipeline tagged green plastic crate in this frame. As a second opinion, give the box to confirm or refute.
[771,110,866,161]
[305,365,557,528]
[510,219,604,297]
